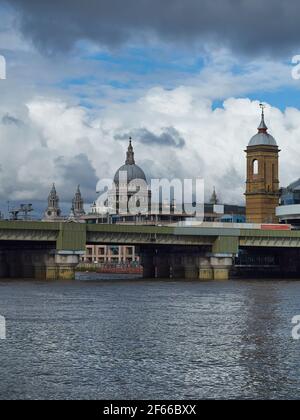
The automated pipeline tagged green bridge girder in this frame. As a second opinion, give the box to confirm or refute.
[1,221,300,253]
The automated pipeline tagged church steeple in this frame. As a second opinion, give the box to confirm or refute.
[43,183,61,220]
[72,185,85,217]
[125,138,135,165]
[48,183,59,208]
[210,187,219,205]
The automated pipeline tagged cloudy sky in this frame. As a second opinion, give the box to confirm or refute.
[1,0,300,215]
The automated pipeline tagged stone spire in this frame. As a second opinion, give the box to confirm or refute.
[44,183,61,221]
[48,183,59,209]
[210,187,218,205]
[258,103,268,133]
[125,138,135,165]
[72,185,85,217]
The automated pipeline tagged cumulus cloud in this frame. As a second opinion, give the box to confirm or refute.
[1,87,300,208]
[3,0,300,56]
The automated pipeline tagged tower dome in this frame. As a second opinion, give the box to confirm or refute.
[248,105,277,147]
[114,139,147,184]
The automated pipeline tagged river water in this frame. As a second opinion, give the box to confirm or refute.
[0,274,300,400]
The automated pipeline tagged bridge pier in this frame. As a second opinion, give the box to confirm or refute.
[36,251,81,281]
[54,252,81,280]
[170,254,184,279]
[21,251,36,278]
[140,248,234,281]
[155,255,171,278]
[278,249,300,278]
[0,251,9,278]
[210,254,233,281]
[198,257,214,281]
[6,250,23,278]
[183,256,199,280]
[1,249,82,281]
[141,251,156,279]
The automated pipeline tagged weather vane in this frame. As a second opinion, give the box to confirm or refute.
[259,102,266,115]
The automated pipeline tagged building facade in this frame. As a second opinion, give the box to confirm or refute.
[83,244,139,265]
[276,179,300,227]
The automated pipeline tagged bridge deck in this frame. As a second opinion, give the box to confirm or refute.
[0,221,300,251]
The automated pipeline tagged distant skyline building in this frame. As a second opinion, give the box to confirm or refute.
[276,179,300,226]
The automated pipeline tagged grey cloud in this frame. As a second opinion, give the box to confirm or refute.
[3,0,300,56]
[1,113,24,126]
[54,153,98,202]
[115,127,185,148]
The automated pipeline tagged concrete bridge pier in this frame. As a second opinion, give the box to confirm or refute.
[198,256,214,281]
[21,251,36,278]
[154,254,171,279]
[183,255,199,280]
[31,251,49,280]
[170,254,184,279]
[0,251,9,278]
[32,250,82,281]
[6,250,24,278]
[279,249,300,278]
[54,251,82,280]
[210,254,234,281]
[182,254,233,281]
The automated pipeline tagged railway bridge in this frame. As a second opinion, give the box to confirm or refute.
[0,221,300,280]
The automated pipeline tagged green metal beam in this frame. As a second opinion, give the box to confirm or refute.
[212,236,239,254]
[56,222,86,252]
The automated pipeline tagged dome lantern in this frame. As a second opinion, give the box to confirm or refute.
[114,138,147,185]
[248,104,277,147]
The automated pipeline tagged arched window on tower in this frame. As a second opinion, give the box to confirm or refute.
[253,159,259,175]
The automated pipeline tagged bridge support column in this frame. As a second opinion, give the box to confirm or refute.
[141,251,155,279]
[155,255,170,279]
[6,250,23,278]
[210,254,233,281]
[54,251,81,280]
[21,251,35,278]
[0,251,8,278]
[32,251,81,281]
[199,257,214,281]
[183,255,199,280]
[170,254,184,279]
[32,251,48,280]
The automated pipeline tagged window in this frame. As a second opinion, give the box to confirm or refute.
[253,159,259,175]
[98,247,105,255]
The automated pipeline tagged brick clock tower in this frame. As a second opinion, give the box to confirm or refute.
[245,105,280,223]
